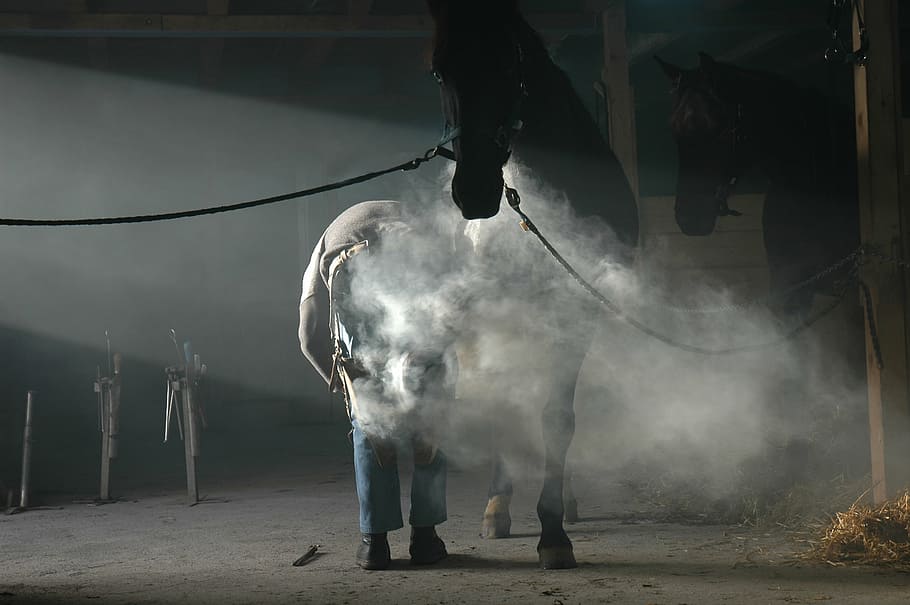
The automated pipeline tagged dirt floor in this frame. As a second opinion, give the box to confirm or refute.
[2,428,910,605]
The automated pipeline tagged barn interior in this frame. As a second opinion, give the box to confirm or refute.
[1,1,909,603]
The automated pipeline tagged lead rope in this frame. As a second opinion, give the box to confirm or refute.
[0,145,451,227]
[503,185,858,356]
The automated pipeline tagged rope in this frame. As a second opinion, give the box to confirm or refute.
[504,186,857,356]
[0,130,880,360]
[0,147,444,227]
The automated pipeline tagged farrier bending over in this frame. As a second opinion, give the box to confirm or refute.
[298,200,463,571]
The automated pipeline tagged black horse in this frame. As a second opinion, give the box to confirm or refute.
[426,0,639,569]
[657,53,859,317]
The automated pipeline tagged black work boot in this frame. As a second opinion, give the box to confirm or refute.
[356,533,390,570]
[409,526,447,565]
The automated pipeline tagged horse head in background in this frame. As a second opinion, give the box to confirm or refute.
[656,52,748,236]
[657,52,859,317]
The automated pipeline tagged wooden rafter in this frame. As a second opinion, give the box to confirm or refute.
[0,12,596,37]
[626,32,682,65]
[714,31,792,64]
[206,0,230,16]
[626,5,825,33]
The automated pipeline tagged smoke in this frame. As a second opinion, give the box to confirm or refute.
[342,158,868,503]
[0,46,868,504]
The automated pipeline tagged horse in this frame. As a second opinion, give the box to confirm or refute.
[655,53,865,486]
[656,53,860,318]
[426,0,639,569]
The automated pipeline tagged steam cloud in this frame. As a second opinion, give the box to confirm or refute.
[0,50,867,504]
[343,159,868,502]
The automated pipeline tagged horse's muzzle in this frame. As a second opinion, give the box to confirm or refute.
[452,168,504,220]
[675,199,719,236]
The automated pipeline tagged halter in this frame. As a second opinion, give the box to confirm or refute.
[434,125,460,160]
[434,36,527,162]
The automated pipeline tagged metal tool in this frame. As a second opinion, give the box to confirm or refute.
[292,544,320,567]
[6,392,62,515]
[164,366,184,443]
[163,330,208,505]
[18,391,35,509]
[93,333,123,503]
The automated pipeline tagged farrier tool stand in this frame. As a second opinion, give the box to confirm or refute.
[6,391,61,515]
[164,330,213,506]
[92,331,122,504]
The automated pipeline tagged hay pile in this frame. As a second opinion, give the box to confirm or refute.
[811,491,910,567]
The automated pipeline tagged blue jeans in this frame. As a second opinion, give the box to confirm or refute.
[351,418,447,534]
[332,275,450,535]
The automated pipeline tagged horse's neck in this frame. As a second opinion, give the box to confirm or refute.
[745,80,855,195]
[514,41,606,158]
[509,28,631,215]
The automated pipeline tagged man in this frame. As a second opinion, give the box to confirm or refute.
[298,200,458,570]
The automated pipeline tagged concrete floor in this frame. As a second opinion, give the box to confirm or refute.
[2,427,909,605]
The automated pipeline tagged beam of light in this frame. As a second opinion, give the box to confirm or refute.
[0,52,441,403]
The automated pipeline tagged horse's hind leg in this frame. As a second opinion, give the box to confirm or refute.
[482,452,513,538]
[482,421,578,540]
[536,363,582,569]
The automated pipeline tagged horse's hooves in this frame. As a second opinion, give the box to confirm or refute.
[482,495,512,539]
[538,546,577,570]
[481,513,511,539]
[564,499,579,523]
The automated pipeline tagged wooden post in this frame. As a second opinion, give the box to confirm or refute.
[854,0,910,503]
[601,0,639,199]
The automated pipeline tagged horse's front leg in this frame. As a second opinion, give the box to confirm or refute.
[536,375,579,569]
[482,423,579,539]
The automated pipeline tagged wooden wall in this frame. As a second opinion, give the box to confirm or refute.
[638,193,770,301]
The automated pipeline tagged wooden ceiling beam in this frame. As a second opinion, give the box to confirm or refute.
[627,32,682,65]
[206,0,230,16]
[713,30,792,64]
[627,6,826,34]
[0,12,596,37]
[63,0,88,11]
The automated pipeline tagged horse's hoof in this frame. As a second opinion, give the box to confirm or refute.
[481,495,511,539]
[564,499,579,523]
[538,545,577,570]
[481,512,511,538]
